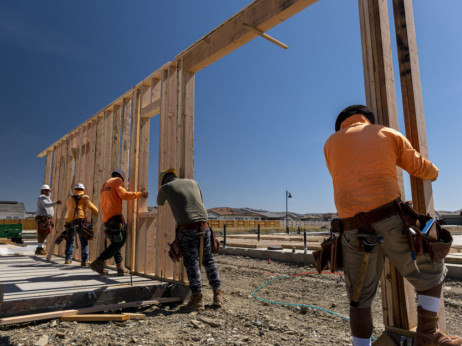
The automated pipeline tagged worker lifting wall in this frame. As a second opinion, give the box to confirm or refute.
[38,0,438,337]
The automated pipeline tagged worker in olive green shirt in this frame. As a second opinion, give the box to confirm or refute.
[157,168,222,312]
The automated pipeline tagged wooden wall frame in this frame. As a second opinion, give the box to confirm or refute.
[38,0,438,334]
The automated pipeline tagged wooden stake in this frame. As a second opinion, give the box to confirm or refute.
[242,23,288,49]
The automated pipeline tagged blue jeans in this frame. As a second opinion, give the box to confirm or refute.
[65,228,88,262]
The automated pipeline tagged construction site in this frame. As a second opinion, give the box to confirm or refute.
[1,0,462,345]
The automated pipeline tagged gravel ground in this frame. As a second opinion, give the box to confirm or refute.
[1,254,461,345]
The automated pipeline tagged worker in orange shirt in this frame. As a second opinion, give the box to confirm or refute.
[63,183,98,266]
[324,105,461,346]
[89,169,148,276]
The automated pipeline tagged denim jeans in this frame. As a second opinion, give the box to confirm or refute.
[65,228,88,262]
[178,228,221,295]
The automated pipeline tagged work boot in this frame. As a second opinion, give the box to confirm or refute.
[81,261,87,267]
[65,260,72,264]
[415,306,462,345]
[35,247,46,255]
[179,294,205,312]
[89,259,109,275]
[116,263,130,276]
[213,289,223,308]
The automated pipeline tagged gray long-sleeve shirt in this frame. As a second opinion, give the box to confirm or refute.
[36,194,58,218]
[157,178,208,225]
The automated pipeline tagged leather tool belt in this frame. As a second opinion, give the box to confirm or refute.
[178,221,209,231]
[340,198,401,233]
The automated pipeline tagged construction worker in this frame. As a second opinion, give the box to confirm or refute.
[157,168,223,312]
[63,183,98,266]
[35,184,61,255]
[324,105,461,346]
[90,169,148,276]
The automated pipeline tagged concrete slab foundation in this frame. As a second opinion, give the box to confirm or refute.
[0,253,189,319]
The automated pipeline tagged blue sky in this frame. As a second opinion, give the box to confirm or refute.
[1,1,461,214]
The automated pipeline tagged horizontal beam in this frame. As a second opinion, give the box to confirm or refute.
[176,0,318,73]
[141,98,161,119]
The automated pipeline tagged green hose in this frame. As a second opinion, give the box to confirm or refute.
[252,272,377,341]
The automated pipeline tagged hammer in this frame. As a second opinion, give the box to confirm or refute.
[350,234,383,307]
[197,231,205,270]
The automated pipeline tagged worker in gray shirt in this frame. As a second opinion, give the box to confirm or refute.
[157,168,222,312]
[35,184,61,255]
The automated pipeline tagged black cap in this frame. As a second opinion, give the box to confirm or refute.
[335,105,375,131]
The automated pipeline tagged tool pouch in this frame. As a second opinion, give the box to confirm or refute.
[35,216,52,236]
[399,202,453,264]
[80,220,94,240]
[210,227,220,254]
[104,214,126,243]
[168,229,183,263]
[313,219,343,274]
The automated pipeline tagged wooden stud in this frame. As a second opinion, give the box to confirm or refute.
[120,98,131,221]
[128,89,141,271]
[90,115,105,260]
[44,151,52,186]
[392,0,444,329]
[0,297,181,326]
[59,314,130,322]
[111,105,122,172]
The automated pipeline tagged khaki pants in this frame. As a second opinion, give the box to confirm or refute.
[341,215,447,308]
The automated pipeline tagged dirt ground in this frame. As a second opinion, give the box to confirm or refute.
[1,254,462,345]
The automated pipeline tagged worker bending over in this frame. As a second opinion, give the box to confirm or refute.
[324,105,461,346]
[157,168,222,312]
[90,169,148,276]
[63,183,98,266]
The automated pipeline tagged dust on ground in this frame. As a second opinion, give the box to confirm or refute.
[1,254,462,345]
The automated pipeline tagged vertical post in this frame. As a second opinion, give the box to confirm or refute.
[303,230,307,254]
[257,224,260,242]
[285,190,289,234]
[223,224,226,248]
[392,0,444,329]
[358,0,416,331]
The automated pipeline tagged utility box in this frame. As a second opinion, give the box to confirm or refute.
[0,224,23,243]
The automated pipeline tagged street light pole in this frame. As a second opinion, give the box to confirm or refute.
[286,190,292,234]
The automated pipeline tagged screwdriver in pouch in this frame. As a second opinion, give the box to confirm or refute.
[407,227,420,274]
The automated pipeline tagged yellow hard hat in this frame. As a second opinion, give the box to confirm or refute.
[159,168,177,185]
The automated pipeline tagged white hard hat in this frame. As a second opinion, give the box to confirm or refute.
[74,183,85,190]
[41,184,50,190]
[111,169,126,181]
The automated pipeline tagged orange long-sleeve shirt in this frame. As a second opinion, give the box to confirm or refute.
[324,114,439,218]
[65,191,99,222]
[100,177,141,222]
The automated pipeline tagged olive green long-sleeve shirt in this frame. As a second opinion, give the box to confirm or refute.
[157,178,208,225]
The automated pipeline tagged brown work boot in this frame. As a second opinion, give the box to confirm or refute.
[179,294,205,312]
[64,260,72,264]
[35,247,46,255]
[116,263,130,276]
[89,259,109,275]
[213,289,223,308]
[81,261,87,267]
[416,306,462,345]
